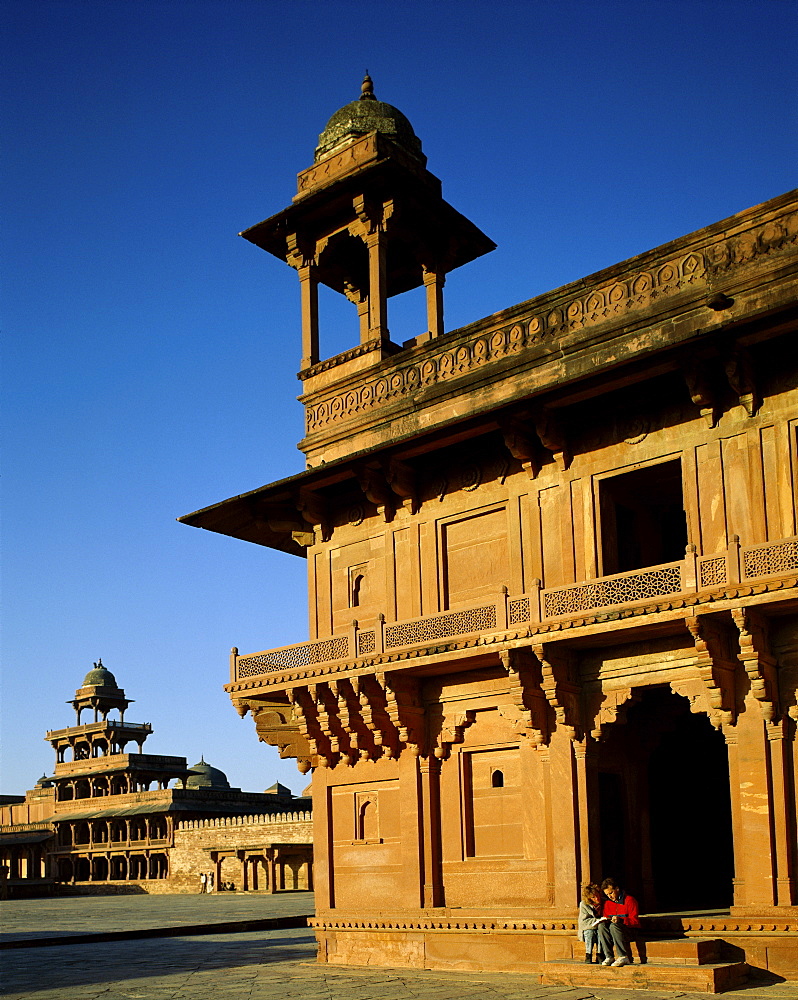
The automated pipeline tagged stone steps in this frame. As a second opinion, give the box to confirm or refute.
[542,958,749,993]
[545,938,750,992]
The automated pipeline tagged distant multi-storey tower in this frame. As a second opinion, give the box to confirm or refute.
[1,661,311,892]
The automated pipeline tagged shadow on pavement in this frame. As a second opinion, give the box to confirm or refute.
[0,928,317,995]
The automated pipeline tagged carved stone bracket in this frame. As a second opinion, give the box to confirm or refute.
[333,678,380,762]
[724,347,761,417]
[310,682,353,765]
[352,194,395,237]
[685,615,739,727]
[285,231,317,271]
[731,608,778,722]
[290,686,334,768]
[384,457,419,513]
[684,360,720,428]
[500,414,540,479]
[532,642,581,738]
[356,464,395,522]
[669,678,712,718]
[430,707,476,760]
[296,487,331,542]
[238,696,315,775]
[534,408,571,472]
[500,648,549,744]
[355,674,401,758]
[585,687,642,741]
[245,498,317,549]
[377,672,425,756]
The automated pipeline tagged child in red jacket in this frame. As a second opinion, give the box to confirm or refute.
[597,877,640,966]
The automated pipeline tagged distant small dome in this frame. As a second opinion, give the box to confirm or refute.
[187,757,230,790]
[81,659,119,689]
[315,74,423,163]
[36,774,53,787]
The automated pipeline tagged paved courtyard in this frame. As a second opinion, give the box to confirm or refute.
[1,895,795,1000]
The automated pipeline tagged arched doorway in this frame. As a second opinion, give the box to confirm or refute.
[596,686,734,912]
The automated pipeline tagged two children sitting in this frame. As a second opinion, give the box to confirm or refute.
[578,878,640,967]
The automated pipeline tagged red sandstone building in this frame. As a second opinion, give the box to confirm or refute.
[181,78,798,987]
[0,661,311,895]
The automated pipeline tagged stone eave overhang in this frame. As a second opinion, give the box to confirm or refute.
[178,396,525,553]
[0,830,53,845]
[240,139,495,293]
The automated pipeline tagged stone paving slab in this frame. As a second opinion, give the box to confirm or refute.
[0,892,314,943]
[0,898,794,999]
[0,927,794,1000]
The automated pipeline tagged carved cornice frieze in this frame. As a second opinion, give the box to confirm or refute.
[310,914,797,933]
[303,206,798,434]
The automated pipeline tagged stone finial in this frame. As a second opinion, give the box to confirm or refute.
[360,72,375,101]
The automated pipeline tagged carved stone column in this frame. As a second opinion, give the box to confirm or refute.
[398,750,425,908]
[419,755,444,907]
[310,768,333,909]
[573,736,601,886]
[297,263,319,369]
[766,719,797,905]
[422,266,445,339]
[727,695,781,910]
[546,727,582,910]
[365,230,389,341]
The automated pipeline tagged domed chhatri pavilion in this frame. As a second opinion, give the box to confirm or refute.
[183,75,798,986]
[0,662,311,894]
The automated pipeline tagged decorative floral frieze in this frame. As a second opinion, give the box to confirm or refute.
[304,210,798,433]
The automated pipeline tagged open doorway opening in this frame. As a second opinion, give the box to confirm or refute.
[646,693,734,910]
[597,686,733,912]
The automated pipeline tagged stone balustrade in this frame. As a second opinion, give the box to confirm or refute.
[177,811,311,831]
[231,534,798,684]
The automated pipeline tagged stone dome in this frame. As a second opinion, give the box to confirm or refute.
[314,74,424,163]
[186,757,230,790]
[81,659,119,689]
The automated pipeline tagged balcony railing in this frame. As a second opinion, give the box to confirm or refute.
[232,535,798,683]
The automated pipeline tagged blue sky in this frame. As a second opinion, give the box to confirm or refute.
[3,0,796,796]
